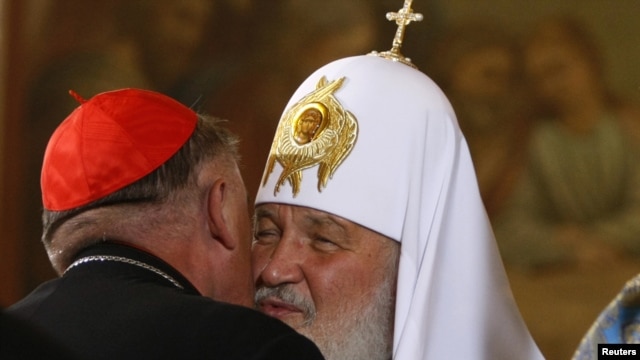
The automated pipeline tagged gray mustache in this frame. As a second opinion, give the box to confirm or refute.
[255,285,317,326]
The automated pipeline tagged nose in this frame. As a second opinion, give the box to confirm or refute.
[255,235,305,288]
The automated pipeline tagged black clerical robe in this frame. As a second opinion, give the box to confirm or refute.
[7,242,323,359]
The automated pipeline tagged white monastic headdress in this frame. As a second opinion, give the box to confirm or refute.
[256,2,544,359]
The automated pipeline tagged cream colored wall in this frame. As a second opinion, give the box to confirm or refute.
[438,0,640,101]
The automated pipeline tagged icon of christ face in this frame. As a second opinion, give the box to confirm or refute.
[294,108,323,145]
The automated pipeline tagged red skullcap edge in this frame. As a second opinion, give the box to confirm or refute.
[41,88,197,211]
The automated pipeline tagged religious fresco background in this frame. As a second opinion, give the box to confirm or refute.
[2,1,640,359]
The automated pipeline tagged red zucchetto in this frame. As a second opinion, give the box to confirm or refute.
[41,88,197,211]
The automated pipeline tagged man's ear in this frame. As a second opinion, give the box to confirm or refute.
[207,178,236,250]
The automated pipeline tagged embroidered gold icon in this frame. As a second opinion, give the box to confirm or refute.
[263,76,358,196]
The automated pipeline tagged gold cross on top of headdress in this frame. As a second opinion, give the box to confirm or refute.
[369,0,423,68]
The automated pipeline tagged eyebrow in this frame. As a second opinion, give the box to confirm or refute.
[253,206,276,230]
[254,206,275,221]
[302,212,349,239]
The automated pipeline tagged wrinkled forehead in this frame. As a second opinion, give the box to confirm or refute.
[254,202,395,247]
[255,203,362,231]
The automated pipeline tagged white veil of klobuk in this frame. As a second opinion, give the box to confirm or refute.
[256,55,544,360]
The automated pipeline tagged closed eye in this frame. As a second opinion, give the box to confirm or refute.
[311,235,342,252]
[253,228,281,246]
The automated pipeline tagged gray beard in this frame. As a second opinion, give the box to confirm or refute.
[296,274,395,360]
[255,274,395,360]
